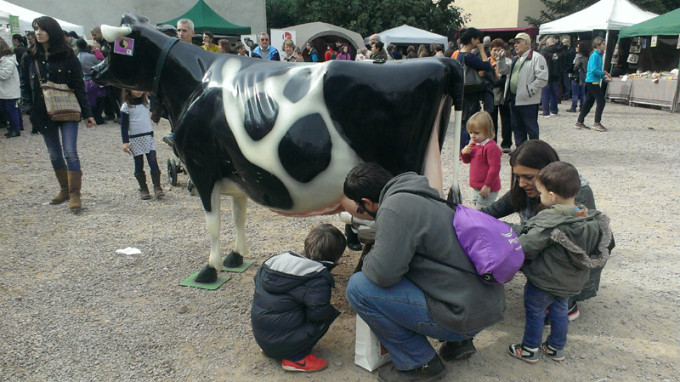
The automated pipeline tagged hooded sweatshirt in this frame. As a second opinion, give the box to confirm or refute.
[519,204,612,297]
[0,55,20,99]
[251,251,339,359]
[362,172,505,333]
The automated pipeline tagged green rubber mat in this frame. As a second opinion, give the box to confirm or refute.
[220,258,255,273]
[179,271,232,290]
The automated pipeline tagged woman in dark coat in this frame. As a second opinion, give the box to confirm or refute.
[482,140,609,319]
[453,28,493,149]
[21,16,95,212]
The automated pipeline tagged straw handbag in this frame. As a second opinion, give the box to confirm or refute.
[34,61,81,122]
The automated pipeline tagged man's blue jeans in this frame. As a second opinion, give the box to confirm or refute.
[540,80,560,115]
[346,272,477,370]
[42,121,81,171]
[509,101,539,146]
[522,282,568,350]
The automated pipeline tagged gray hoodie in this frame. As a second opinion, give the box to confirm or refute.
[0,55,20,100]
[362,172,505,333]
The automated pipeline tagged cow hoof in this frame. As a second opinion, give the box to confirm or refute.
[194,265,217,284]
[223,251,244,268]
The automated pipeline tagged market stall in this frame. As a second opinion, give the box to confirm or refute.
[539,0,657,70]
[616,8,680,112]
[607,78,633,102]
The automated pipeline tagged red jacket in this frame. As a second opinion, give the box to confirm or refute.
[461,140,502,191]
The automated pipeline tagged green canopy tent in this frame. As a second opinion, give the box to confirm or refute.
[158,0,251,35]
[617,8,680,112]
[618,7,680,39]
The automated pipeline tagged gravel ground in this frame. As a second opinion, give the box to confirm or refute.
[1,101,679,382]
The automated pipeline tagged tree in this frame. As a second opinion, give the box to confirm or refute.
[525,0,680,26]
[266,0,467,39]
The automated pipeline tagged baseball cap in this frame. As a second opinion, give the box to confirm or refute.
[514,33,531,43]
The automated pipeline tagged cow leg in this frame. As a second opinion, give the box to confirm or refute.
[223,194,247,268]
[195,186,223,283]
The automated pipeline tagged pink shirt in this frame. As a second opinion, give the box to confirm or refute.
[460,139,502,191]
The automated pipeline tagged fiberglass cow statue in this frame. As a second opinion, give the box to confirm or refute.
[92,14,463,283]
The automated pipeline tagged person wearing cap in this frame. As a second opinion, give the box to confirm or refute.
[498,33,548,146]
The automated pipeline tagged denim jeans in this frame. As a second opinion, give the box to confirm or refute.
[346,272,477,370]
[540,80,560,115]
[509,100,539,146]
[522,282,568,350]
[570,81,585,111]
[0,99,22,133]
[42,121,81,171]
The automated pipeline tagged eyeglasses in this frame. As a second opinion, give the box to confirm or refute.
[260,38,269,41]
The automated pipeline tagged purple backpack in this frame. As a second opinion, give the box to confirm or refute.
[395,190,524,285]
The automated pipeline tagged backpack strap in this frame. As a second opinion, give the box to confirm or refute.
[392,189,457,208]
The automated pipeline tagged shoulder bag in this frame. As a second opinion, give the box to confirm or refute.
[34,60,81,122]
[457,52,486,94]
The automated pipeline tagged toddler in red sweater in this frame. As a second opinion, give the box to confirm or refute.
[460,111,502,209]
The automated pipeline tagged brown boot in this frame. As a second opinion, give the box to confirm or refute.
[150,170,164,199]
[50,168,70,205]
[68,170,83,211]
[134,172,151,200]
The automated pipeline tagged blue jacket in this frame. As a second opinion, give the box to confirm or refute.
[251,45,280,61]
[585,50,605,83]
[251,252,339,359]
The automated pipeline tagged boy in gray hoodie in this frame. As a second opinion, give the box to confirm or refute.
[508,162,612,364]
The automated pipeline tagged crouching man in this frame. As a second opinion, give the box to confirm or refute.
[343,163,505,381]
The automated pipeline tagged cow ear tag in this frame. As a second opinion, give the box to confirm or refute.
[114,37,135,56]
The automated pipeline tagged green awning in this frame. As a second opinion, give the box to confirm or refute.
[158,0,251,35]
[619,7,680,39]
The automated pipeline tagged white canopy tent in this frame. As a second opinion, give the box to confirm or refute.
[538,0,657,34]
[0,0,85,37]
[371,24,447,47]
[281,21,365,51]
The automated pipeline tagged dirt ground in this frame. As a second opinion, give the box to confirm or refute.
[0,101,679,381]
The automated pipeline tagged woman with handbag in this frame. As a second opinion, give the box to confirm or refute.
[21,16,96,212]
[451,28,492,149]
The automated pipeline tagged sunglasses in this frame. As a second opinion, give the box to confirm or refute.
[260,38,269,41]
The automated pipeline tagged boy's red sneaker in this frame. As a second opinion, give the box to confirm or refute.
[281,354,328,372]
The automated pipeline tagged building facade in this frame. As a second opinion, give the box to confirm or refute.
[456,0,546,28]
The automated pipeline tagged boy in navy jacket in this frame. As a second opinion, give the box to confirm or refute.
[251,224,345,372]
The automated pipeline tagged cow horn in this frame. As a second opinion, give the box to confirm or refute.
[101,25,132,42]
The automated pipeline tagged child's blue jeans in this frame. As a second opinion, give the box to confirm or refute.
[522,281,568,350]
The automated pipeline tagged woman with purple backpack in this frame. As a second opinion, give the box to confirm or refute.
[481,140,606,321]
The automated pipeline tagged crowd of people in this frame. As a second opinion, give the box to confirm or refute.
[1,15,616,381]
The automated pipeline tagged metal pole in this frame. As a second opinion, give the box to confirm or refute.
[672,56,680,113]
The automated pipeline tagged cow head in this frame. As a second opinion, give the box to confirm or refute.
[91,14,168,91]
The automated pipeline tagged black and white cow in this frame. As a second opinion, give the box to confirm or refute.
[93,14,463,283]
